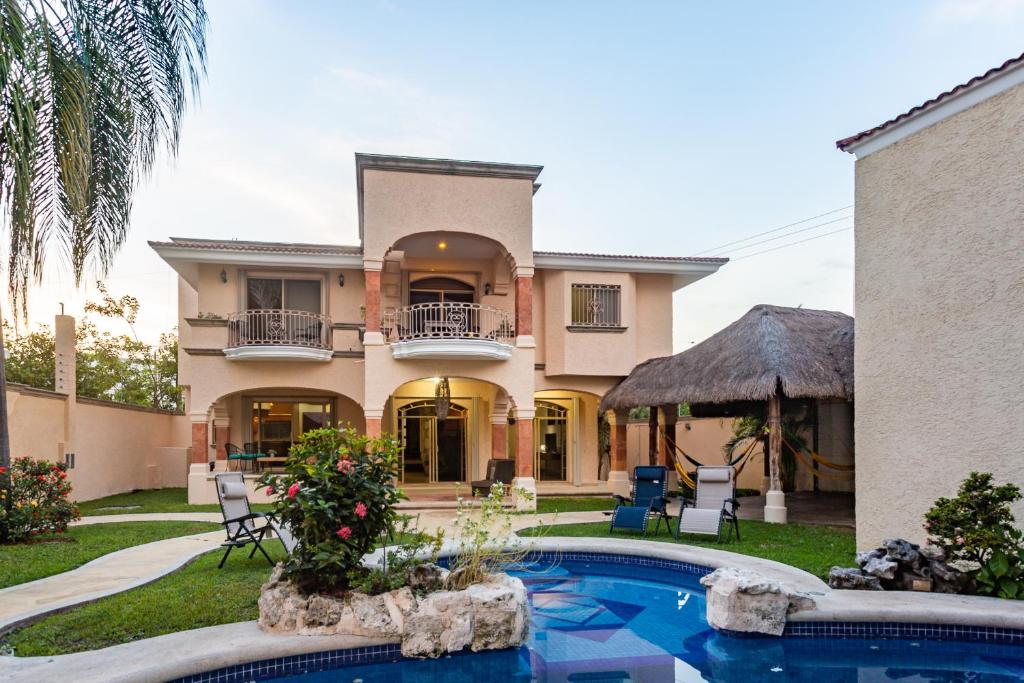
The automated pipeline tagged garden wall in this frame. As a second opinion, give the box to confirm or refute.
[6,382,189,502]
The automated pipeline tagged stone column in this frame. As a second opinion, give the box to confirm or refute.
[514,269,535,348]
[365,408,383,438]
[190,416,209,465]
[606,409,630,497]
[363,260,384,345]
[512,408,536,511]
[491,416,508,460]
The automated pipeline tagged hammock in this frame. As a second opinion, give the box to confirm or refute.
[661,429,757,490]
[781,427,855,472]
[781,433,855,480]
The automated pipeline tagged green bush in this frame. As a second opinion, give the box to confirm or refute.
[975,547,1024,599]
[924,471,1022,566]
[0,457,80,544]
[259,427,404,593]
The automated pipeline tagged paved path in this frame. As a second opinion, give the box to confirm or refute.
[1,509,608,634]
[0,529,225,634]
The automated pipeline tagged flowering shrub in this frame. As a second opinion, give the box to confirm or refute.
[0,457,80,543]
[924,471,1022,566]
[259,427,404,593]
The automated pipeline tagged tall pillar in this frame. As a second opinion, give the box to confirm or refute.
[491,416,508,459]
[606,409,630,497]
[363,260,383,345]
[512,408,536,511]
[764,393,787,523]
[514,269,535,348]
[365,408,383,439]
[647,407,658,466]
[190,417,209,465]
[213,404,230,465]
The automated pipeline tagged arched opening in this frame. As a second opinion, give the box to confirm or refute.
[397,399,469,483]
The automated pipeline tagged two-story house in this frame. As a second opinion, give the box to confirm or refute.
[151,154,726,507]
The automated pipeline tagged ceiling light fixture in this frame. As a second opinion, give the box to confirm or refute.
[437,240,448,251]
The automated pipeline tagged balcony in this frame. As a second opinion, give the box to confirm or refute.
[225,309,333,361]
[383,302,515,360]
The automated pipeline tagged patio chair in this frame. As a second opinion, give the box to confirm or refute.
[214,473,297,568]
[471,458,516,496]
[675,466,740,542]
[609,465,670,535]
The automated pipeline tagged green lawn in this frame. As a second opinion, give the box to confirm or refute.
[2,541,287,657]
[0,521,220,589]
[534,496,616,514]
[78,488,272,516]
[519,519,855,580]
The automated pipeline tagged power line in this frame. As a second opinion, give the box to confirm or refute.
[715,215,852,256]
[693,205,853,256]
[730,225,853,261]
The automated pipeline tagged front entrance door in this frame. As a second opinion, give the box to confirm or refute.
[398,400,467,484]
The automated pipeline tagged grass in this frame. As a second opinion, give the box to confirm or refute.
[534,496,616,514]
[1,541,287,657]
[0,521,221,589]
[78,487,272,516]
[519,519,855,580]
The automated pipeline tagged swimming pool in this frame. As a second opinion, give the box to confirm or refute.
[201,555,1024,682]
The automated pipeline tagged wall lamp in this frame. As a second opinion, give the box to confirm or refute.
[338,273,345,287]
[219,269,227,283]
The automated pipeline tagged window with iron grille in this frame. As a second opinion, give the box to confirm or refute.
[571,284,621,327]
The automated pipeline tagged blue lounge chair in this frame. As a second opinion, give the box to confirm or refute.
[609,465,670,535]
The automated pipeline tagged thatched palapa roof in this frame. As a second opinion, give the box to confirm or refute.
[600,304,853,412]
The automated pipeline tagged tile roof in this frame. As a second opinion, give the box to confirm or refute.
[534,250,728,264]
[149,238,362,255]
[836,52,1024,151]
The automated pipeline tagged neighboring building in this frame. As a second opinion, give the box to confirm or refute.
[151,154,726,506]
[838,54,1024,545]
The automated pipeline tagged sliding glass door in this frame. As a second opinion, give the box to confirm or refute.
[249,399,333,456]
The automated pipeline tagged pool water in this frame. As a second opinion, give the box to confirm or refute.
[267,558,1024,682]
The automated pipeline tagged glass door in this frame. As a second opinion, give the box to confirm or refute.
[398,400,467,483]
[534,401,569,481]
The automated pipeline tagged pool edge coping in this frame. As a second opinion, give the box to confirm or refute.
[2,537,1022,682]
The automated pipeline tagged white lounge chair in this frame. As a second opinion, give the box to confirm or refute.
[214,472,297,568]
[675,466,740,542]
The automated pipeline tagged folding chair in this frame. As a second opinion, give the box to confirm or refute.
[675,466,740,542]
[609,465,670,535]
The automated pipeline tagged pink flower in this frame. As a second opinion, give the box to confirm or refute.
[337,460,354,474]
[337,526,352,540]
[265,486,274,496]
[287,482,301,499]
[956,536,966,545]
[355,502,367,519]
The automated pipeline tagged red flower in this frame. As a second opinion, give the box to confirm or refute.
[337,526,352,540]
[337,459,354,474]
[0,466,6,475]
[287,483,301,499]
[354,502,367,519]
[265,486,274,496]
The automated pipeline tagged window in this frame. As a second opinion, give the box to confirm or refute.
[409,276,475,305]
[246,277,322,313]
[249,399,333,456]
[571,284,621,327]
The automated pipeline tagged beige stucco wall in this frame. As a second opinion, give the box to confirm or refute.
[360,170,534,268]
[6,384,188,502]
[853,81,1024,547]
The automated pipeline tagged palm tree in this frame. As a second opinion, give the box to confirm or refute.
[0,0,207,536]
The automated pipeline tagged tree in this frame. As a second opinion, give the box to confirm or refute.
[0,0,207,541]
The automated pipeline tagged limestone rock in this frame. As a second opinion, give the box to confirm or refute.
[700,567,815,637]
[828,567,882,590]
[919,544,946,562]
[883,539,920,566]
[257,568,530,660]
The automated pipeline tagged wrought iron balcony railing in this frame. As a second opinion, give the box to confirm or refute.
[382,302,515,346]
[227,309,332,350]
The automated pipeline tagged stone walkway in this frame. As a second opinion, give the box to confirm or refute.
[0,509,609,634]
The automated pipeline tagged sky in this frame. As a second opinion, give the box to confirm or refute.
[16,0,1024,349]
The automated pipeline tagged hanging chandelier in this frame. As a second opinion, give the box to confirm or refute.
[435,377,451,422]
